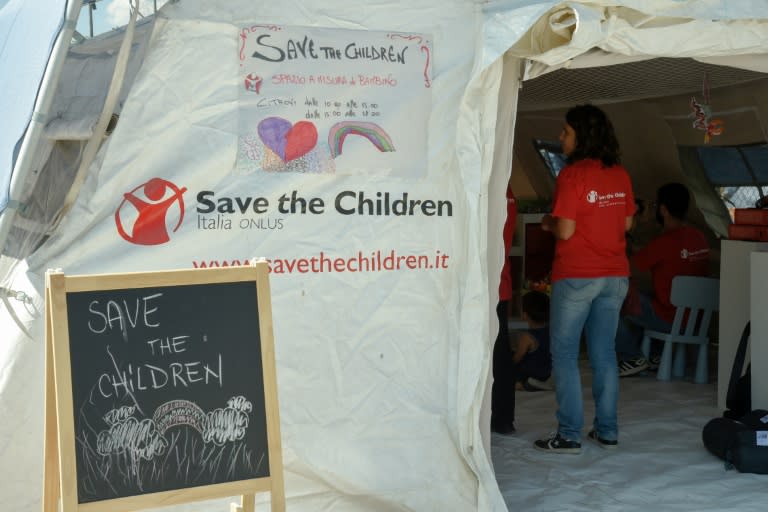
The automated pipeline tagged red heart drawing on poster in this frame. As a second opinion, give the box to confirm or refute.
[284,121,318,162]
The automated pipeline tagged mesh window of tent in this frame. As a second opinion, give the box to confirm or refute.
[697,143,768,212]
[533,139,567,178]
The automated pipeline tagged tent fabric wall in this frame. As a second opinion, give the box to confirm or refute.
[8,1,505,511]
[487,2,768,70]
[473,51,524,481]
[0,18,156,276]
[2,2,768,512]
[0,0,67,212]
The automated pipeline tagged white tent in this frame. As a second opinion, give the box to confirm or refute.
[1,1,767,511]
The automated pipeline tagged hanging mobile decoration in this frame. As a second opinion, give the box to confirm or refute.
[689,73,724,143]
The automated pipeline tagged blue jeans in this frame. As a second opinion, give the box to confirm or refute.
[550,277,628,442]
[615,292,671,361]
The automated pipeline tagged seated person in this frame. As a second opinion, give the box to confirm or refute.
[513,290,552,391]
[616,182,710,377]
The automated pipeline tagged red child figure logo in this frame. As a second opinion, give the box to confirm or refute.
[115,178,187,245]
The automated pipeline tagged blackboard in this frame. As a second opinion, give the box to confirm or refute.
[44,265,285,512]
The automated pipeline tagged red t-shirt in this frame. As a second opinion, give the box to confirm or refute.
[632,225,710,323]
[499,185,517,301]
[551,159,635,282]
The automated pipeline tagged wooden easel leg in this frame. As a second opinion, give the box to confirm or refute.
[42,295,60,512]
[231,493,255,512]
[271,484,286,512]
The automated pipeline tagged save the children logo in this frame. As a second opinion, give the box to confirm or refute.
[115,178,188,245]
[587,190,598,203]
[680,247,709,261]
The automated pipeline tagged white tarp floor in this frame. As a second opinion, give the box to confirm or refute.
[492,362,766,512]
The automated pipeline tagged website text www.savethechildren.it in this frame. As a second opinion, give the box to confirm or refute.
[192,249,449,274]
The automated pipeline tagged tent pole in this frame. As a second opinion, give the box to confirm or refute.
[53,0,139,228]
[0,0,84,261]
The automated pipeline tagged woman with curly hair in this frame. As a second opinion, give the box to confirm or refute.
[534,105,636,454]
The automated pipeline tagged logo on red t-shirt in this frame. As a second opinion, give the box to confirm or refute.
[681,247,709,260]
[587,190,598,203]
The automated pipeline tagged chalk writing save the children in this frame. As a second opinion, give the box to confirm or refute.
[87,293,223,397]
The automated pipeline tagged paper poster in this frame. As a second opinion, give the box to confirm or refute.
[237,25,432,178]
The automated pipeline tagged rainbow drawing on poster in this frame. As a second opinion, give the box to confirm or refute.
[328,121,396,159]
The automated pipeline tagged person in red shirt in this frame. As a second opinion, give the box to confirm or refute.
[616,182,710,376]
[491,183,518,434]
[498,184,517,304]
[534,105,635,454]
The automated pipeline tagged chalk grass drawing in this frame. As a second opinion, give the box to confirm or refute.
[327,121,395,159]
[76,395,261,501]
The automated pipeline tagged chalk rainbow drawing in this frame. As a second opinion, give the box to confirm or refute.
[152,399,208,436]
[328,121,396,159]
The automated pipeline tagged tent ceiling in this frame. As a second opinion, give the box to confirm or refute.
[517,57,768,112]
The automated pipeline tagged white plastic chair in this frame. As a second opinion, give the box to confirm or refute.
[640,275,720,384]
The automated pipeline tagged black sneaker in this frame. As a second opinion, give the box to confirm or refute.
[534,433,581,454]
[525,377,553,391]
[618,358,649,377]
[647,355,661,371]
[587,429,618,450]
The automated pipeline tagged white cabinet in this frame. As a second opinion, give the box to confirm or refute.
[750,252,768,410]
[718,240,768,410]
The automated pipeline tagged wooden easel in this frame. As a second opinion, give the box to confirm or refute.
[42,264,285,512]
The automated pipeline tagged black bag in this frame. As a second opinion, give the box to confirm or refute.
[702,322,768,473]
[702,410,768,474]
[724,322,751,420]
